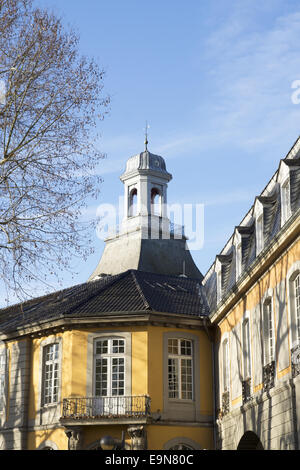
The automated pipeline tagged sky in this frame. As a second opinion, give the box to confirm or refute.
[3,0,300,304]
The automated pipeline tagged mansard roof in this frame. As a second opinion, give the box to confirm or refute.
[0,270,210,336]
[203,136,300,314]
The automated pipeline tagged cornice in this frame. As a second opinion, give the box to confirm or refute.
[209,211,300,325]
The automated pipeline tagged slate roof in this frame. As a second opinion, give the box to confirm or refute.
[203,152,300,313]
[0,270,210,335]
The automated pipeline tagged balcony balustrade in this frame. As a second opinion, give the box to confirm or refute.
[61,395,151,421]
[242,378,252,404]
[263,361,275,392]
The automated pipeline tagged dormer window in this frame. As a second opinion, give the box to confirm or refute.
[281,179,291,225]
[236,243,242,280]
[256,215,263,255]
[217,269,222,305]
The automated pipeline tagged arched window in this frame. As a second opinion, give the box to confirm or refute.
[151,188,161,216]
[129,188,138,217]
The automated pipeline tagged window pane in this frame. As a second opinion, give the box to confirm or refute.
[43,344,59,405]
[96,339,108,355]
[180,340,192,356]
[168,339,178,355]
[181,358,193,399]
[168,358,179,398]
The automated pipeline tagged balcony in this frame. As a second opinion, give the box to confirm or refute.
[263,361,275,392]
[291,345,300,378]
[60,395,151,425]
[242,378,252,404]
[221,391,230,415]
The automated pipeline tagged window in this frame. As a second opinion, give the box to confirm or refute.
[168,338,193,400]
[256,215,263,254]
[294,274,300,343]
[151,187,161,216]
[263,299,274,365]
[242,318,251,379]
[42,343,59,405]
[94,338,125,397]
[222,339,229,392]
[0,350,6,411]
[281,179,291,225]
[129,188,138,217]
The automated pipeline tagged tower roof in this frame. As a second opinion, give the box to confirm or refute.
[120,150,172,181]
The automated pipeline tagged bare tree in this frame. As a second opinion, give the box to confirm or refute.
[0,0,109,301]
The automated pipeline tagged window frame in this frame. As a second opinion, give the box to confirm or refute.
[163,331,200,422]
[287,262,300,350]
[94,337,126,397]
[262,297,275,366]
[242,315,252,380]
[167,338,193,401]
[42,342,60,406]
[222,337,230,393]
[87,332,132,399]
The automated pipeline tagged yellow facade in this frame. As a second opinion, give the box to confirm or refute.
[5,324,213,450]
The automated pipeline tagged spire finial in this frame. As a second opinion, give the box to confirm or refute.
[144,121,150,151]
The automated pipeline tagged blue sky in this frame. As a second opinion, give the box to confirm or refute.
[4,0,300,303]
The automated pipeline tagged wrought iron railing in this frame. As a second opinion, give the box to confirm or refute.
[242,378,252,404]
[291,345,300,378]
[221,390,230,415]
[61,395,151,420]
[263,361,275,392]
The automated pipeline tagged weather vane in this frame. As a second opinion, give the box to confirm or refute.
[144,121,150,151]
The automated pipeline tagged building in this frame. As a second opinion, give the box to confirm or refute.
[0,136,299,450]
[0,147,214,450]
[204,136,300,450]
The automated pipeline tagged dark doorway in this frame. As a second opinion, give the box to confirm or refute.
[237,431,264,450]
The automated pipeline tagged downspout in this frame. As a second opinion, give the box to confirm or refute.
[203,317,217,450]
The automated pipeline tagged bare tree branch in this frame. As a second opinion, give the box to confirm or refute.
[0,0,110,302]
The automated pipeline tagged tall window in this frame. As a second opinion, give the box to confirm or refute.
[263,299,274,365]
[242,319,251,379]
[0,350,6,411]
[94,338,125,397]
[129,188,138,217]
[43,343,59,405]
[222,339,229,392]
[168,338,193,400]
[294,273,300,344]
[281,179,291,224]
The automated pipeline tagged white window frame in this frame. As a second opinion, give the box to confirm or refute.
[94,337,126,397]
[263,297,275,366]
[167,338,193,401]
[222,337,230,393]
[42,343,60,406]
[287,262,300,349]
[242,314,251,380]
